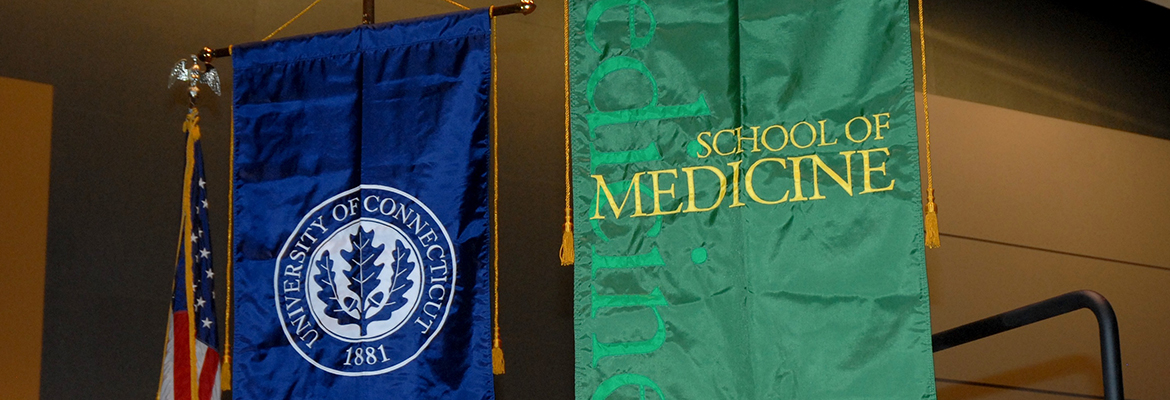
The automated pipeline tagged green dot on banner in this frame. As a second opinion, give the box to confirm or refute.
[691,247,708,264]
[686,140,703,158]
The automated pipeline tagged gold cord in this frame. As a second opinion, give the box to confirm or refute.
[917,0,940,248]
[558,0,574,266]
[489,8,506,376]
[181,110,201,400]
[262,0,325,41]
[221,109,235,390]
[441,0,471,10]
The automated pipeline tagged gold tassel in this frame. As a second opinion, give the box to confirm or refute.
[221,363,232,390]
[559,218,574,265]
[492,341,506,375]
[924,189,940,248]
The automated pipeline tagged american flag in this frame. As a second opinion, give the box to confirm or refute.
[159,111,221,400]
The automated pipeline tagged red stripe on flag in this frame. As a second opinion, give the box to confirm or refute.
[198,348,220,400]
[173,311,192,400]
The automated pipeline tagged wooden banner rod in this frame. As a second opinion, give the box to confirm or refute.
[198,0,536,62]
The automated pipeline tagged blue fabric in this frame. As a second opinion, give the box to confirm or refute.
[231,10,494,400]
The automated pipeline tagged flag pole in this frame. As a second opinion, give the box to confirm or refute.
[197,1,536,63]
[363,0,375,24]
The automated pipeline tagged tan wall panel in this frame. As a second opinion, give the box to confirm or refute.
[920,96,1170,399]
[923,95,1170,269]
[0,77,53,399]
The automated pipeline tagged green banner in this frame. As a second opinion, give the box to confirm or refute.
[569,0,936,398]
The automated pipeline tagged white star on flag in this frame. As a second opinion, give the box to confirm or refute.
[201,318,213,328]
[200,248,211,259]
[191,233,198,243]
[199,178,206,189]
[201,199,209,209]
[205,268,215,279]
[195,297,206,309]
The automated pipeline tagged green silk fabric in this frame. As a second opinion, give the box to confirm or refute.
[569,0,937,398]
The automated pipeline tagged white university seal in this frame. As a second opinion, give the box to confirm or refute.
[274,185,456,376]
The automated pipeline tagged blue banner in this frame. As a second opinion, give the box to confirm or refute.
[231,10,494,400]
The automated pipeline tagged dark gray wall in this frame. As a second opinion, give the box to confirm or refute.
[0,0,1165,399]
[918,0,1170,139]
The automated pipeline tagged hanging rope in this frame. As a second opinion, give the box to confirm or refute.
[181,110,202,400]
[558,0,574,266]
[262,0,326,41]
[441,0,471,10]
[489,7,507,375]
[221,110,235,391]
[917,0,940,249]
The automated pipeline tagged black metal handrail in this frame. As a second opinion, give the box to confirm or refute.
[931,290,1123,399]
